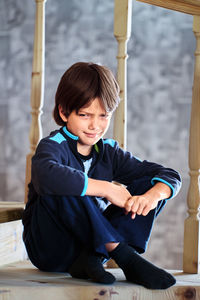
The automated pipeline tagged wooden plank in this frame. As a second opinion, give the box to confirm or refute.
[0,202,24,224]
[1,261,200,300]
[136,0,200,16]
[0,202,24,208]
[182,0,200,7]
[0,220,27,267]
[0,208,24,224]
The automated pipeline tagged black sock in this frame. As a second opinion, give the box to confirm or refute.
[109,243,176,289]
[85,253,116,284]
[68,251,89,280]
[69,251,116,284]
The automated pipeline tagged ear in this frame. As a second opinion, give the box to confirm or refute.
[58,105,68,122]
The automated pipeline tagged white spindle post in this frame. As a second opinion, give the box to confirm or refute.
[183,15,200,273]
[113,0,132,150]
[106,0,132,269]
[25,0,46,202]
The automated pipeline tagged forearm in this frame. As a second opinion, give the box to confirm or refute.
[85,178,110,198]
[86,178,131,208]
[144,182,171,202]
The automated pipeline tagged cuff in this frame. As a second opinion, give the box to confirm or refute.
[80,173,89,196]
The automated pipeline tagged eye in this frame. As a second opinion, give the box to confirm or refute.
[78,113,89,118]
[100,113,110,119]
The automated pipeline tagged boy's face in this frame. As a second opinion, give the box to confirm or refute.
[59,98,112,155]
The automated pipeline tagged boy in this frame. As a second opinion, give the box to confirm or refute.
[22,62,181,289]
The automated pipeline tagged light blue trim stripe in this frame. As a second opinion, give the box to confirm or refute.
[151,177,175,200]
[103,139,115,147]
[135,156,142,162]
[49,132,66,144]
[81,173,89,196]
[63,126,79,140]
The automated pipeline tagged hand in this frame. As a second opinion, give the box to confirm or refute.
[124,195,159,219]
[124,182,171,219]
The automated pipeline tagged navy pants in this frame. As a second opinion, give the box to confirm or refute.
[23,176,167,272]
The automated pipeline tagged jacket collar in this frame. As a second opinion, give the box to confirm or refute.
[62,126,79,141]
[59,126,104,161]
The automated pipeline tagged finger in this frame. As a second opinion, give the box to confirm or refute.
[142,206,151,216]
[125,198,134,212]
[124,208,129,215]
[136,203,145,215]
[131,200,140,214]
[131,212,136,219]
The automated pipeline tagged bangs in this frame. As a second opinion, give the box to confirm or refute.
[53,62,120,126]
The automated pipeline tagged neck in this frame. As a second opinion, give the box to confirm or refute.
[77,143,93,156]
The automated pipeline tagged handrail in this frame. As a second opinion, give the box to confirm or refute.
[136,0,200,16]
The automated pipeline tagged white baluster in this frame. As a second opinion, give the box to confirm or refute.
[113,0,132,150]
[107,0,132,269]
[183,15,200,273]
[24,0,46,202]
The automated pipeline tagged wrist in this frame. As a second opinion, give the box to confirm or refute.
[146,182,171,201]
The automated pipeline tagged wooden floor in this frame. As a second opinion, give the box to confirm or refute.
[0,260,200,300]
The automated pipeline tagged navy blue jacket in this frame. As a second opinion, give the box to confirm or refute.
[29,126,181,202]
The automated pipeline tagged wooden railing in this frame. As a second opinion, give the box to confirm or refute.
[137,0,200,15]
[26,0,200,274]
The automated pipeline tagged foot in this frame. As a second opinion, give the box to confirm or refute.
[69,251,116,284]
[110,243,176,289]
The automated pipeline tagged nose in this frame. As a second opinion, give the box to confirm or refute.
[88,117,99,130]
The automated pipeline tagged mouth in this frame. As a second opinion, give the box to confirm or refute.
[84,132,100,138]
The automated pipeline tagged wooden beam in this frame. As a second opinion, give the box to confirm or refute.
[0,208,24,224]
[136,0,200,16]
[183,15,200,274]
[0,202,24,224]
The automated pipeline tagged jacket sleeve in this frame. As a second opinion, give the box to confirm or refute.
[31,140,88,196]
[112,142,181,200]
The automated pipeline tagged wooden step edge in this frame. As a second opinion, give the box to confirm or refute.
[0,201,24,224]
[0,220,28,267]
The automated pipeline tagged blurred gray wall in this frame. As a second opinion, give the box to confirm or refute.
[0,0,195,270]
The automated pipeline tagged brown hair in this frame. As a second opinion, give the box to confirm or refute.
[53,62,120,126]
